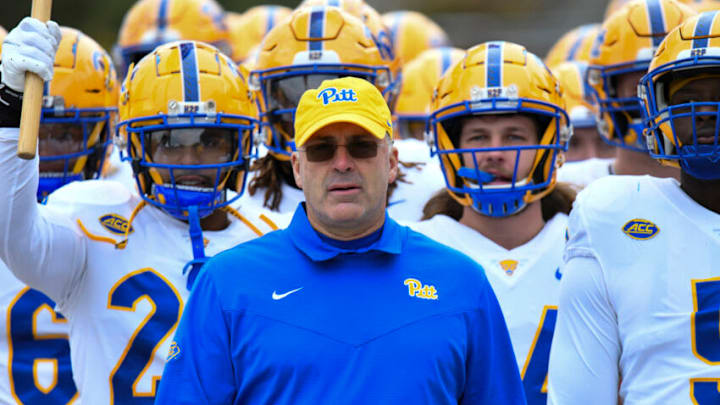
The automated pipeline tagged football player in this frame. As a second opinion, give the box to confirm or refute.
[570,0,695,188]
[0,18,278,404]
[381,10,450,66]
[226,5,292,64]
[544,23,601,70]
[245,6,434,218]
[410,41,574,405]
[113,0,231,77]
[0,25,120,404]
[548,10,720,404]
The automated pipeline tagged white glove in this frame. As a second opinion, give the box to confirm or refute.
[0,17,62,93]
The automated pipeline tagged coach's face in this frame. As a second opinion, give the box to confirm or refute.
[292,122,398,239]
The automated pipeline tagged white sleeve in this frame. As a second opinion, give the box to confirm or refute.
[547,204,620,405]
[0,127,86,307]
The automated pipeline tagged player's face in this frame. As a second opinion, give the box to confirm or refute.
[38,123,86,172]
[292,122,399,232]
[147,127,235,187]
[615,70,646,99]
[668,77,720,146]
[566,126,615,162]
[458,115,538,185]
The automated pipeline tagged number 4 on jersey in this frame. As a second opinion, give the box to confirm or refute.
[521,306,557,405]
[690,278,720,404]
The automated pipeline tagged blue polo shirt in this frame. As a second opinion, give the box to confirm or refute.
[156,205,525,405]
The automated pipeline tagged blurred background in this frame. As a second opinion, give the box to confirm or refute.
[0,0,607,58]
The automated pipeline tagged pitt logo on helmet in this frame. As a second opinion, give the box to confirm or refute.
[99,214,134,235]
[318,87,358,105]
[404,278,438,300]
[622,219,659,240]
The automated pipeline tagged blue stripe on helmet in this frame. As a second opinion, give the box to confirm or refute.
[567,24,593,61]
[309,7,325,52]
[266,6,277,33]
[180,42,200,102]
[390,13,404,47]
[647,0,666,48]
[328,0,340,6]
[440,48,452,74]
[693,11,718,49]
[487,42,503,88]
[158,0,169,31]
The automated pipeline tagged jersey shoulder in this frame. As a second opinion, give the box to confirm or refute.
[573,175,663,216]
[47,179,135,208]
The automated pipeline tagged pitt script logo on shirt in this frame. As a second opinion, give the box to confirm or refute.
[318,87,358,105]
[404,278,438,300]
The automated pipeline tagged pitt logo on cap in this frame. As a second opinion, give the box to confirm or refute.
[404,278,438,300]
[318,87,358,105]
[622,219,659,240]
[99,214,134,235]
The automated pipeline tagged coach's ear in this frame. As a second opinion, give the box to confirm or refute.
[291,151,303,190]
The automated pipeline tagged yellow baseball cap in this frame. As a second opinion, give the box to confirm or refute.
[294,77,393,148]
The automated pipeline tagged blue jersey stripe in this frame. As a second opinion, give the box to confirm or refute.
[440,48,452,75]
[487,42,503,88]
[693,11,717,49]
[309,8,325,52]
[180,42,200,102]
[158,0,169,32]
[567,25,593,61]
[647,0,666,47]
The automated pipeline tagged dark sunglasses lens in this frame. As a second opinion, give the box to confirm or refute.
[347,141,378,159]
[305,143,337,162]
[304,140,380,162]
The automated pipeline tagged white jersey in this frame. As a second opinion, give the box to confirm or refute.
[0,127,280,404]
[0,267,79,404]
[388,139,446,222]
[409,213,567,405]
[557,158,614,190]
[548,175,720,405]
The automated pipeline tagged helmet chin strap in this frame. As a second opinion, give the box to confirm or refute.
[182,205,208,290]
[679,145,720,180]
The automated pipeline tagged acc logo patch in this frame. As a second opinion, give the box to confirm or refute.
[499,259,518,276]
[622,219,659,240]
[167,341,180,361]
[99,214,134,235]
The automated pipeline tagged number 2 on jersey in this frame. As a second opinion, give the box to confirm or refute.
[8,287,78,404]
[521,306,558,405]
[107,268,182,404]
[690,278,720,404]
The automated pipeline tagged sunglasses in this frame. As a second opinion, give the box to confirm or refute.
[301,139,381,162]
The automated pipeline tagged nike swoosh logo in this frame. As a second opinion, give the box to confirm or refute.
[272,287,303,300]
[555,268,562,281]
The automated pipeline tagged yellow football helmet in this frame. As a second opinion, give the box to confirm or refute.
[382,10,450,65]
[395,47,464,140]
[117,41,258,219]
[589,0,695,151]
[250,6,399,159]
[227,5,292,63]
[38,27,118,202]
[544,24,601,70]
[553,61,596,129]
[640,11,720,179]
[429,41,571,218]
[113,0,231,77]
[688,0,720,11]
[300,0,400,90]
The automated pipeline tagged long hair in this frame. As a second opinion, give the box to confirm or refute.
[421,181,577,221]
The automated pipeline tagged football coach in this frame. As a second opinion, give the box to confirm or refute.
[156,77,525,404]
